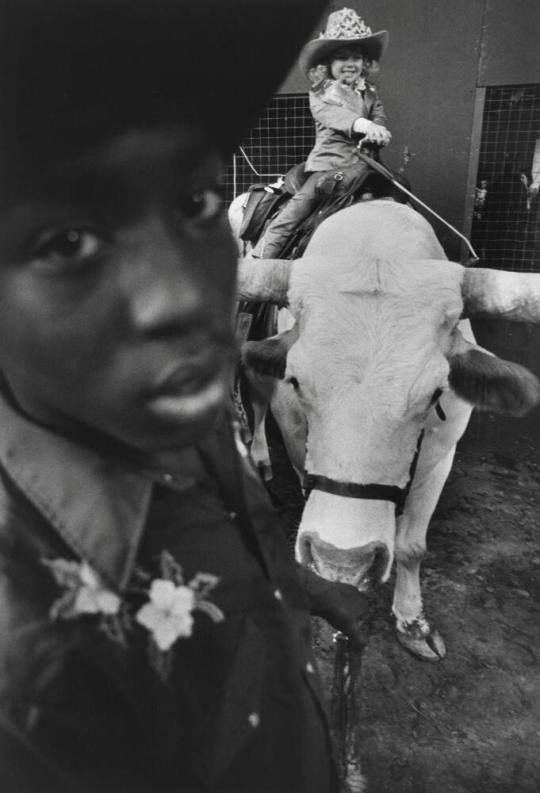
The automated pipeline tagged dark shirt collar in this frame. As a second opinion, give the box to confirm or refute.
[0,389,207,591]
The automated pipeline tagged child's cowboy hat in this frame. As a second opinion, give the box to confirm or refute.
[299,7,389,78]
[0,0,327,178]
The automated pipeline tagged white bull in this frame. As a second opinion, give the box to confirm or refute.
[237,200,540,661]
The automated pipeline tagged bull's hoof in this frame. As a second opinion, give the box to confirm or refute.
[396,618,446,662]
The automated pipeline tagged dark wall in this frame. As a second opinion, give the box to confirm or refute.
[480,0,540,86]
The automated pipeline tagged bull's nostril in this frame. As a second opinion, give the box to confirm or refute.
[356,544,390,588]
[296,533,392,588]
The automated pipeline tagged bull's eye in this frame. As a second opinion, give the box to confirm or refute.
[430,387,443,405]
[287,376,300,391]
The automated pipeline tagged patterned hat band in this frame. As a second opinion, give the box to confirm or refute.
[321,8,373,41]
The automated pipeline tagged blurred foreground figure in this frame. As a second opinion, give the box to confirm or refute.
[0,2,370,791]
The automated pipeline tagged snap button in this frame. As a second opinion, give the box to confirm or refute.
[306,661,315,674]
[248,712,260,728]
[273,589,283,602]
[162,473,173,484]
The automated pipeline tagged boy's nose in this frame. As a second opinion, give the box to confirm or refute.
[131,271,202,335]
[125,226,207,335]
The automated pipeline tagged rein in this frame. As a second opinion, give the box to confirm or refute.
[355,150,479,264]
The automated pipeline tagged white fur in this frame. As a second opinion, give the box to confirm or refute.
[269,202,474,634]
[233,197,479,639]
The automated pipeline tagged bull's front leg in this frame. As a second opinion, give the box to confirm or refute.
[392,447,456,661]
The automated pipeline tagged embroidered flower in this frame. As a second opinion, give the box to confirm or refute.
[44,550,224,680]
[44,558,121,620]
[135,551,224,675]
[136,579,196,651]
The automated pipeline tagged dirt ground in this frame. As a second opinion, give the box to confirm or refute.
[267,421,540,793]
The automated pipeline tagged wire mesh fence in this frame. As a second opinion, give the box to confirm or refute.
[223,93,314,203]
[471,84,540,272]
[225,85,540,274]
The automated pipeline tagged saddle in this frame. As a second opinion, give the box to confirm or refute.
[241,155,406,260]
[238,163,309,243]
[239,184,287,243]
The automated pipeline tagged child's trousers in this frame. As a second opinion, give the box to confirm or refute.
[252,171,321,258]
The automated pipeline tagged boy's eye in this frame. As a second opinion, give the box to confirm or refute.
[176,186,224,222]
[32,228,103,270]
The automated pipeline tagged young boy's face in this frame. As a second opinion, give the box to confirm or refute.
[0,124,239,452]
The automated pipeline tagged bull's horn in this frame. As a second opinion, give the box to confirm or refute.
[237,258,292,306]
[462,269,540,322]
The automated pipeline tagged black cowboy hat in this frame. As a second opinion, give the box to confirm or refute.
[0,0,328,181]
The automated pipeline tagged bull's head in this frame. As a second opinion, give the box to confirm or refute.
[238,257,540,591]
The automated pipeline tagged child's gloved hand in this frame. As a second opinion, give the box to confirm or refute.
[364,121,392,147]
[352,118,392,147]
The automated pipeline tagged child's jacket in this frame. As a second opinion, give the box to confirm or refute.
[306,78,388,172]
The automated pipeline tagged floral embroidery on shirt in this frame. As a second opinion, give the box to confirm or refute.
[43,557,131,647]
[137,579,196,651]
[136,551,224,678]
[44,558,122,619]
[43,551,224,680]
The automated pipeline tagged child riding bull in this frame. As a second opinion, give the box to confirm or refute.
[254,7,392,259]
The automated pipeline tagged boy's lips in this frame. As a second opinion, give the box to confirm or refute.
[150,359,216,396]
[143,353,230,421]
[146,379,227,422]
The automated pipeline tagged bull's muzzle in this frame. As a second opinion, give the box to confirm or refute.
[297,531,390,591]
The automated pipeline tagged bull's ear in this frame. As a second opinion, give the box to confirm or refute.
[242,327,298,379]
[448,347,540,416]
[242,337,287,378]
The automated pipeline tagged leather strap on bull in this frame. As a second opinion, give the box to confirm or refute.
[304,429,427,515]
[303,474,407,510]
